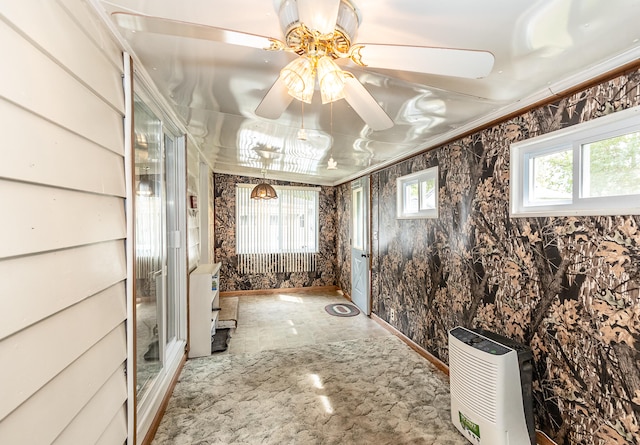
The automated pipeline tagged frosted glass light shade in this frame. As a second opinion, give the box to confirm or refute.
[278,0,299,33]
[281,56,315,104]
[336,0,360,39]
[297,0,340,35]
[317,56,345,104]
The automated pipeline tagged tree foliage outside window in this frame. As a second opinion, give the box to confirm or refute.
[583,132,640,197]
[532,149,573,201]
[511,105,640,216]
[397,167,438,219]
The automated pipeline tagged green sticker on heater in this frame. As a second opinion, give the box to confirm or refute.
[459,412,480,440]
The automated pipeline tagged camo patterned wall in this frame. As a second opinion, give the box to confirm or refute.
[213,173,337,291]
[365,68,640,444]
[335,182,351,295]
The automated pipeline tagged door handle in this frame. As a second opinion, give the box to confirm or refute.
[361,253,370,258]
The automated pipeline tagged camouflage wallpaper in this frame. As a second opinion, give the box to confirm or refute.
[213,173,337,291]
[360,68,640,445]
[335,182,352,295]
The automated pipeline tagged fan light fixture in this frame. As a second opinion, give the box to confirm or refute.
[277,0,359,105]
[251,170,278,200]
[281,56,315,103]
[317,56,345,103]
[114,0,495,132]
[281,55,347,104]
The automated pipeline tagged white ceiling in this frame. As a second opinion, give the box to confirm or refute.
[94,0,640,185]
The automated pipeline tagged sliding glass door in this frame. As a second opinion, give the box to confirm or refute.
[132,89,187,442]
[134,96,165,400]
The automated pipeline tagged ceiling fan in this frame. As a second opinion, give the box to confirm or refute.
[112,0,494,131]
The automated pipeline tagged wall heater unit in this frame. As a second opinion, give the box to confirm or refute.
[448,326,535,445]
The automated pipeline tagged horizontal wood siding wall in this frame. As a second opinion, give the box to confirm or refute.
[0,1,127,443]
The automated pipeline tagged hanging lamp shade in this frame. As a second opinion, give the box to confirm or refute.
[250,182,278,200]
[136,176,153,196]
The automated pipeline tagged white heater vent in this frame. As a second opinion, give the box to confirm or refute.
[449,341,498,422]
[449,326,535,445]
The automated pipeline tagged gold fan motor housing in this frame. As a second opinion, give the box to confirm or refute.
[285,24,353,60]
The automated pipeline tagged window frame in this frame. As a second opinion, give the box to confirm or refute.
[510,106,640,217]
[396,167,439,219]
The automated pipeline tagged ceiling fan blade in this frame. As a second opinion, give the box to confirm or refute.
[112,12,274,50]
[256,75,294,119]
[343,76,393,131]
[355,44,495,79]
[296,0,341,35]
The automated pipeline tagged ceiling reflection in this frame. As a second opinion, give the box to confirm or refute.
[99,0,640,185]
[235,121,332,174]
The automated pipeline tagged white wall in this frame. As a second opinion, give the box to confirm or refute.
[0,1,128,443]
[208,167,215,263]
[187,143,202,270]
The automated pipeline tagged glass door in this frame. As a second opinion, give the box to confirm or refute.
[164,133,185,350]
[132,90,189,443]
[133,96,166,401]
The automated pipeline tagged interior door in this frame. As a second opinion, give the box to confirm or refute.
[351,177,371,315]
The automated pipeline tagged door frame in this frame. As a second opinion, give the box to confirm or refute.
[126,59,188,444]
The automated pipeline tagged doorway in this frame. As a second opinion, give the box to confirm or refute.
[351,177,371,315]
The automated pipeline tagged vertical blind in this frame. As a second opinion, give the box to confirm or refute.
[135,196,162,282]
[236,184,320,274]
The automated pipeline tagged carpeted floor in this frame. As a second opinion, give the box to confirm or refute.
[152,335,467,444]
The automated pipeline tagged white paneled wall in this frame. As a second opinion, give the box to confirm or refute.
[0,1,127,444]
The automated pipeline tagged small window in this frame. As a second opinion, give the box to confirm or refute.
[397,167,438,219]
[511,106,640,216]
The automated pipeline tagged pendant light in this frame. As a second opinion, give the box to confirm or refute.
[251,169,278,200]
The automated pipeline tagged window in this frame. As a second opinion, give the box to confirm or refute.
[397,167,439,219]
[511,106,640,216]
[236,184,320,273]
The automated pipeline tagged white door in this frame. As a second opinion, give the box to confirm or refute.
[351,177,371,315]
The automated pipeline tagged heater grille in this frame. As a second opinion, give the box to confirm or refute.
[449,341,498,423]
[237,252,317,274]
[449,326,536,445]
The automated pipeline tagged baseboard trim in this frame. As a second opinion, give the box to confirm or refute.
[370,314,559,445]
[370,313,449,376]
[220,285,339,297]
[141,352,187,445]
[536,430,559,445]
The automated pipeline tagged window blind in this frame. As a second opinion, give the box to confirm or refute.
[236,184,320,274]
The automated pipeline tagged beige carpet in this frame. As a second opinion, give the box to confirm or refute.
[152,335,467,445]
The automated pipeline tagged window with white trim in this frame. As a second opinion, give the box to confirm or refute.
[236,184,320,273]
[510,106,640,216]
[397,167,439,219]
